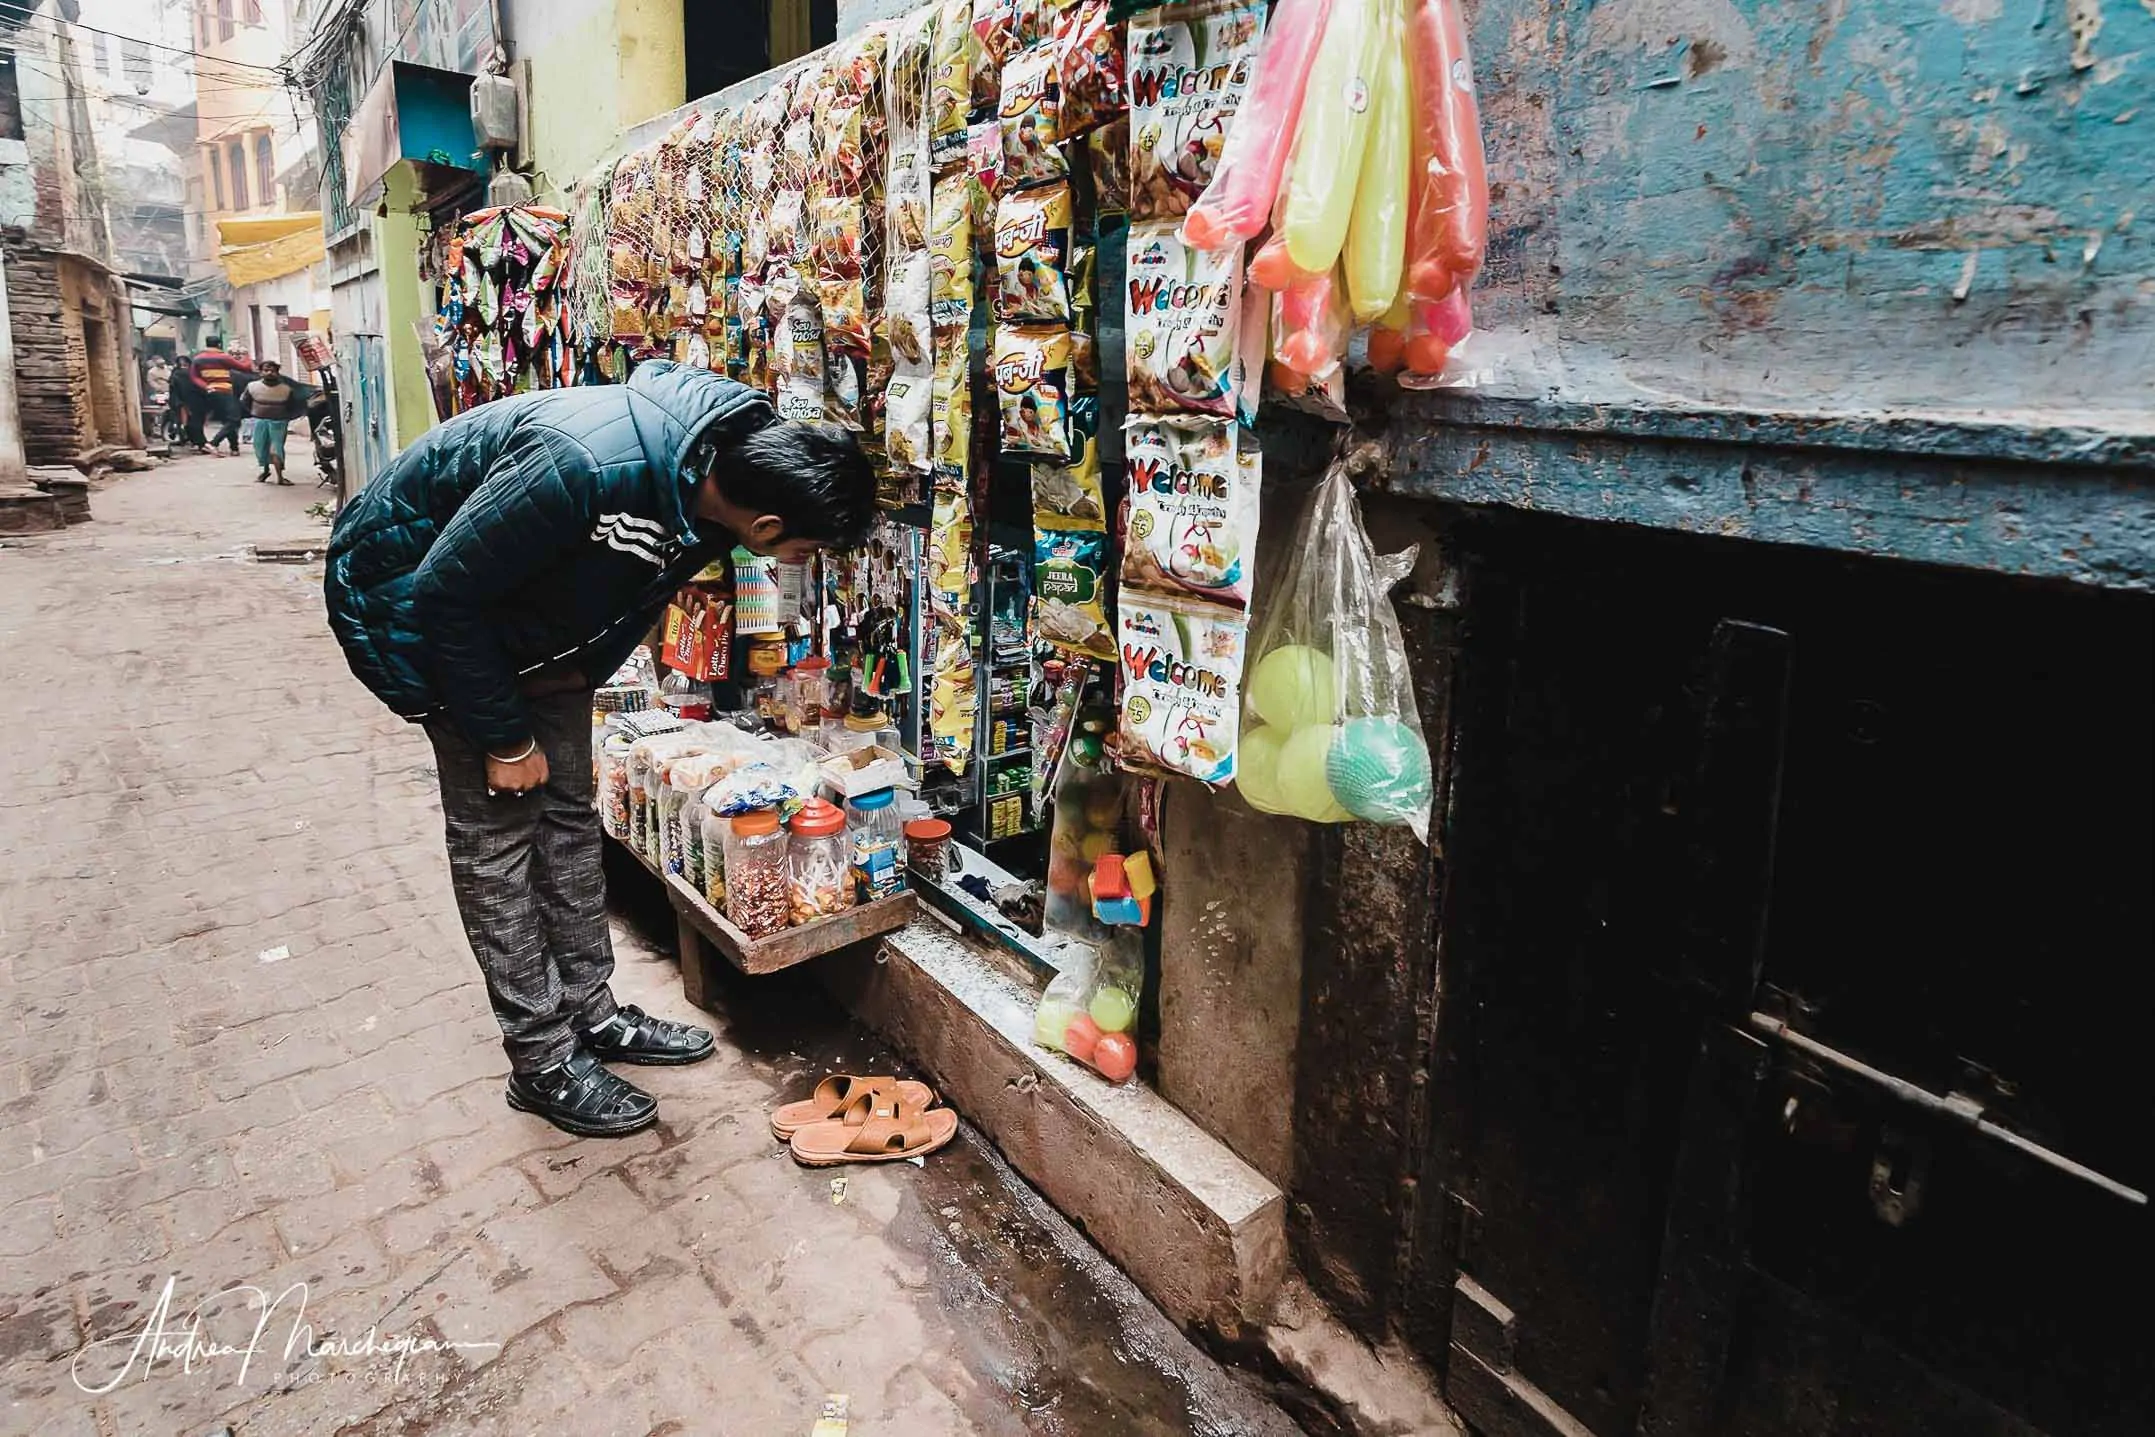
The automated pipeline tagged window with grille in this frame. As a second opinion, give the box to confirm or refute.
[123,40,151,91]
[255,133,273,204]
[217,0,234,42]
[228,141,248,209]
[208,148,224,209]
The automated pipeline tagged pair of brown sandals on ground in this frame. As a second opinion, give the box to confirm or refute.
[770,1074,959,1166]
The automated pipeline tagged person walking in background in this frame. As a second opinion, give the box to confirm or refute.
[166,355,209,450]
[190,344,254,456]
[145,355,172,404]
[244,360,303,484]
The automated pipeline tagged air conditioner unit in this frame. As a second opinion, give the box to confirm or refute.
[469,73,519,152]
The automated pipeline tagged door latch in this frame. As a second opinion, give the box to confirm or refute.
[1868,1125,1931,1226]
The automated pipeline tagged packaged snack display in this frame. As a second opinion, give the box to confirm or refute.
[1115,592,1247,787]
[1033,529,1115,659]
[1031,395,1106,529]
[1240,453,1433,840]
[972,0,1023,110]
[1126,225,1243,417]
[931,338,972,472]
[930,0,973,169]
[1125,0,1265,224]
[885,7,936,247]
[1121,415,1258,608]
[998,45,1067,190]
[886,249,932,363]
[1054,0,1127,137]
[885,356,933,472]
[774,292,826,420]
[967,119,1004,247]
[1088,116,1131,215]
[992,182,1074,324]
[993,324,1075,459]
[928,178,974,332]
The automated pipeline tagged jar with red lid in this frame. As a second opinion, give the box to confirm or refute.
[723,809,789,937]
[787,797,855,924]
[903,818,953,881]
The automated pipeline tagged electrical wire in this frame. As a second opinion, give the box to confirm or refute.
[0,1,289,76]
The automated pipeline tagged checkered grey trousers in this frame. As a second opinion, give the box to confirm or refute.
[426,690,619,1073]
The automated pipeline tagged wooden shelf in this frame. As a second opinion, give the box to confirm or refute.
[667,873,916,979]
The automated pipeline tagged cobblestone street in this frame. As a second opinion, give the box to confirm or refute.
[0,455,1298,1437]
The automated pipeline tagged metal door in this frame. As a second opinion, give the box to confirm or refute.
[1417,515,2152,1436]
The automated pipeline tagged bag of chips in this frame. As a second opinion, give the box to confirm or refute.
[930,0,972,169]
[773,293,826,420]
[1054,0,1126,137]
[993,324,1074,459]
[992,182,1074,324]
[999,45,1068,191]
[1126,0,1264,224]
[1114,592,1246,787]
[1120,415,1257,608]
[1125,223,1243,416]
[929,176,974,333]
[1033,529,1116,660]
[1088,116,1131,215]
[885,355,934,473]
[1031,394,1107,530]
[967,119,1003,252]
[972,0,1024,110]
[931,336,973,475]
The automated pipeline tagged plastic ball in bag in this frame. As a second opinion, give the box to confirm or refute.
[1092,1032,1139,1082]
[1280,723,1353,822]
[1034,996,1083,1051]
[1250,645,1337,731]
[1063,1014,1103,1062]
[1327,716,1433,822]
[1089,985,1138,1034]
[1237,724,1293,814]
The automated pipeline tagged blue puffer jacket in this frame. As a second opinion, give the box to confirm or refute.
[325,363,769,750]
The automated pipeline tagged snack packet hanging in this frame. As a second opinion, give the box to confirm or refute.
[1239,453,1432,840]
[1126,0,1264,224]
[774,293,827,420]
[930,0,973,169]
[929,177,974,332]
[1115,591,1246,787]
[1088,116,1131,215]
[1120,415,1257,608]
[931,337,973,475]
[967,120,1003,251]
[1055,0,1127,137]
[972,0,1024,110]
[1126,224,1242,417]
[885,355,933,473]
[999,45,1067,190]
[885,7,935,247]
[993,324,1074,459]
[1034,530,1116,660]
[992,182,1074,323]
[1031,394,1107,529]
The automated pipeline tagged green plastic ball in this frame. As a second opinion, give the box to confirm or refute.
[1033,998,1082,1051]
[1089,986,1138,1034]
[1278,724,1352,822]
[1236,725,1292,814]
[1326,716,1433,824]
[1248,645,1337,731]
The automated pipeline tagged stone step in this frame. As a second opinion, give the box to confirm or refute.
[0,488,67,533]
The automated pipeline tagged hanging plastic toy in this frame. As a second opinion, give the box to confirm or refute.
[1179,0,1336,252]
[1278,0,1384,278]
[1402,0,1488,306]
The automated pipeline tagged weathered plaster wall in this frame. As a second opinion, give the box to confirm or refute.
[1460,0,2154,423]
[505,0,687,197]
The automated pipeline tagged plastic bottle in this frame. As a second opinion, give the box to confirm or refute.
[845,787,906,902]
[787,797,855,924]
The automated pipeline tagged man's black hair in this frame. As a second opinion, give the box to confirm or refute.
[716,419,877,548]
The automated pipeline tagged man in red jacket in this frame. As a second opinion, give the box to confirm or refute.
[189,345,255,456]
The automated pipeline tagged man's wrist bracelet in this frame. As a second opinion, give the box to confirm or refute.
[487,739,538,763]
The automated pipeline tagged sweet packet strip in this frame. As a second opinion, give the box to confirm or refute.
[1114,590,1247,788]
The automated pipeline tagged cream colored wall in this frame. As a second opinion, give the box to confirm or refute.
[511,0,686,203]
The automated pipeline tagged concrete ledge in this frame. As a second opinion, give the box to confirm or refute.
[818,919,1287,1339]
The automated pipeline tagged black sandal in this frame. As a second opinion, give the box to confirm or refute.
[506,1048,658,1136]
[585,1004,716,1066]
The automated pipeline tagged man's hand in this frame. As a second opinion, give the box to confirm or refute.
[486,746,549,795]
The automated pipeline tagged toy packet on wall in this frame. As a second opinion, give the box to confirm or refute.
[1115,591,1245,787]
[1125,0,1264,224]
[1034,529,1116,660]
[1125,223,1243,416]
[1120,415,1256,608]
[992,182,1074,324]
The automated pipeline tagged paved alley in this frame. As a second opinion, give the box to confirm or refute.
[0,455,1299,1437]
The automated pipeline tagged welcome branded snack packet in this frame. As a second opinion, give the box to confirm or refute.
[1126,223,1243,416]
[1126,0,1264,225]
[1033,529,1116,660]
[993,324,1075,459]
[999,44,1068,190]
[993,182,1074,324]
[1121,415,1256,608]
[1115,592,1246,787]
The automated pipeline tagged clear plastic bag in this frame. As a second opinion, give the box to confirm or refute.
[1402,0,1488,308]
[1032,740,1145,1083]
[1238,452,1434,842]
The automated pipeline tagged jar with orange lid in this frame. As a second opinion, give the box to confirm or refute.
[790,656,831,740]
[722,809,789,937]
[787,797,855,924]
